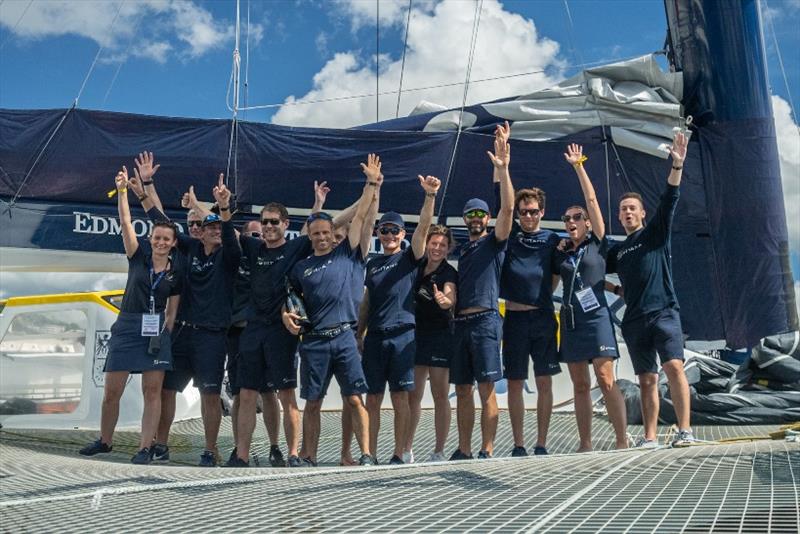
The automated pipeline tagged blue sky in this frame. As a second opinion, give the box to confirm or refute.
[1,0,799,285]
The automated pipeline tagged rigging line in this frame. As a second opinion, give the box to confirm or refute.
[436,0,483,222]
[376,0,380,122]
[75,0,126,108]
[395,0,413,118]
[102,8,145,108]
[763,0,798,124]
[561,0,585,70]
[0,0,32,50]
[244,0,251,120]
[238,53,646,112]
[603,127,612,227]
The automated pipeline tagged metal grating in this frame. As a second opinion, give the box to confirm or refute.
[1,412,798,533]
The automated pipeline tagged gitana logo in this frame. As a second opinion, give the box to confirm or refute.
[599,345,617,353]
[303,259,332,278]
[617,243,643,261]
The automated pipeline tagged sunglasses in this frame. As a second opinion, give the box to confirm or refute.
[188,221,202,228]
[261,218,282,226]
[464,210,488,219]
[561,213,585,223]
[519,208,541,217]
[378,226,402,235]
[307,212,333,223]
[247,231,263,238]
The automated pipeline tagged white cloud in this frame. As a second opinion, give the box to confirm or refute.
[0,0,262,63]
[334,0,437,30]
[271,0,563,127]
[772,95,800,256]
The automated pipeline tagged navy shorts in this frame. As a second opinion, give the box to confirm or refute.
[363,325,415,394]
[559,306,619,363]
[105,312,172,373]
[415,328,453,368]
[621,308,684,375]
[225,324,245,395]
[238,319,299,392]
[300,329,368,401]
[502,309,561,379]
[163,323,227,394]
[450,311,503,385]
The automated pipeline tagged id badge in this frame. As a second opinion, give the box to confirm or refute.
[141,314,160,337]
[575,287,601,313]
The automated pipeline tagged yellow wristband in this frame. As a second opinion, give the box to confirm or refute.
[107,188,127,198]
[573,155,588,167]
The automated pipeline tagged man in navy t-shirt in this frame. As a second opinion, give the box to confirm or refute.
[606,131,695,448]
[449,123,515,461]
[356,175,439,464]
[283,154,382,466]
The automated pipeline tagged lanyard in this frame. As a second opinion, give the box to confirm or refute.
[566,245,587,304]
[149,264,167,314]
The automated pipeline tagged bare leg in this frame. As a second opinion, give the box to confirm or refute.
[261,391,281,446]
[277,389,300,457]
[593,358,627,448]
[348,394,371,456]
[302,399,322,462]
[155,389,176,446]
[365,393,383,459]
[535,375,553,448]
[662,359,691,431]
[100,371,129,445]
[339,399,355,465]
[389,391,410,459]
[507,379,525,448]
[139,370,164,449]
[230,394,239,446]
[638,372,659,441]
[455,384,475,456]
[235,388,259,461]
[477,382,498,454]
[429,367,451,454]
[567,362,593,452]
[406,366,428,453]
[200,392,222,452]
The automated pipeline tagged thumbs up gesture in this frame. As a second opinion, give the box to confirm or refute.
[432,283,448,308]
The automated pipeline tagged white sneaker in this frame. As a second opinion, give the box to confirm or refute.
[402,450,414,464]
[634,437,661,449]
[428,451,446,462]
[671,429,701,448]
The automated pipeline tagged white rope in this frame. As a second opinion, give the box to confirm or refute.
[395,0,413,118]
[561,0,585,70]
[0,0,33,50]
[102,9,145,107]
[74,0,126,108]
[763,0,798,124]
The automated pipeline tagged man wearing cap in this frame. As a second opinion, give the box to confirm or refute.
[135,172,241,466]
[282,154,382,466]
[356,175,440,464]
[449,123,515,461]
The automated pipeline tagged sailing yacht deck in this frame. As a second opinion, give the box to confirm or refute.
[1,411,798,532]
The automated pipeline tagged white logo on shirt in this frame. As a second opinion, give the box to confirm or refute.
[303,259,333,278]
[617,243,643,261]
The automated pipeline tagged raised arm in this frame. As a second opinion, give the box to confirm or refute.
[487,122,514,241]
[667,131,687,187]
[213,173,242,268]
[134,151,164,213]
[411,175,440,260]
[349,153,383,256]
[183,185,212,220]
[300,180,331,236]
[116,166,138,258]
[360,184,380,254]
[564,143,605,240]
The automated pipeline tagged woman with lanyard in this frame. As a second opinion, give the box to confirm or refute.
[406,225,457,463]
[557,144,627,452]
[79,166,183,464]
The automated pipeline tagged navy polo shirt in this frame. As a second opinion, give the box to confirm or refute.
[289,241,365,330]
[119,239,184,314]
[606,184,680,322]
[415,259,458,331]
[500,225,560,309]
[456,232,507,312]
[241,234,312,322]
[557,234,610,309]
[365,247,421,330]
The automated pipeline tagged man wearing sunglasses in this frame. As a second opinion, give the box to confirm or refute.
[495,179,562,458]
[606,131,695,448]
[356,175,440,464]
[449,122,515,461]
[283,154,382,467]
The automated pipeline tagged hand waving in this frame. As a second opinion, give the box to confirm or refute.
[134,151,160,182]
[494,120,511,144]
[314,180,330,205]
[486,133,510,170]
[360,153,382,184]
[669,131,688,166]
[564,143,584,166]
[419,175,441,195]
[212,173,231,208]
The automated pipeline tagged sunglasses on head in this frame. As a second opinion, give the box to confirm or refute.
[561,213,585,223]
[307,212,333,224]
[378,226,402,235]
[261,218,282,226]
[464,209,488,219]
[188,221,202,228]
[519,208,541,217]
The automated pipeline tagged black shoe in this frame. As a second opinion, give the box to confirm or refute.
[511,445,528,457]
[533,445,549,456]
[225,455,249,467]
[388,455,404,465]
[448,449,474,461]
[79,438,112,456]
[228,447,238,464]
[287,455,302,468]
[301,457,318,467]
[150,443,170,462]
[358,454,377,466]
[131,447,151,465]
[269,445,285,467]
[477,449,492,459]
